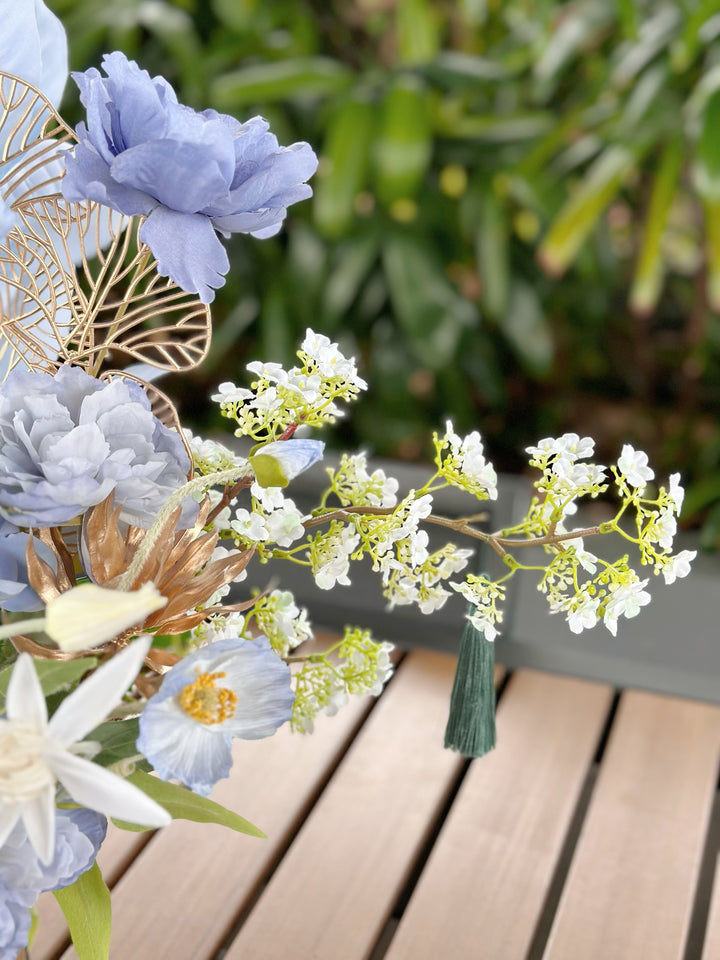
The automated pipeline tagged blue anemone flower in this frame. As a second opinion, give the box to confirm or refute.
[137,636,295,795]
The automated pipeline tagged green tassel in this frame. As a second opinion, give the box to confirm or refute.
[443,617,496,758]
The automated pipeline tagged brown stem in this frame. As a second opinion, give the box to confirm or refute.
[302,505,603,555]
[205,476,253,525]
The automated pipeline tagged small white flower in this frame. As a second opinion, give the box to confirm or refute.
[668,473,685,515]
[661,549,696,585]
[565,595,600,634]
[231,509,268,543]
[251,482,286,512]
[264,501,306,548]
[572,538,598,574]
[654,507,677,550]
[603,579,651,635]
[211,382,253,404]
[617,444,654,489]
[313,527,360,589]
[0,639,170,864]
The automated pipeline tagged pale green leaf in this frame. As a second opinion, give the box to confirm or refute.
[538,145,638,275]
[0,656,97,703]
[116,771,266,838]
[53,862,111,960]
[630,136,683,315]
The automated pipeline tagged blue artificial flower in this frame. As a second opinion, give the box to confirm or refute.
[62,52,318,303]
[137,636,295,795]
[0,0,68,112]
[0,365,193,528]
[0,808,106,959]
[0,532,57,612]
[0,884,31,960]
[249,438,325,488]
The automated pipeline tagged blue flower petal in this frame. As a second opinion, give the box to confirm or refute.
[62,134,154,216]
[139,206,229,303]
[111,138,233,215]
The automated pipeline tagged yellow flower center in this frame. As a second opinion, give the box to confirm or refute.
[178,671,237,725]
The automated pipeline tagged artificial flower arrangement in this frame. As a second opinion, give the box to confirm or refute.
[0,2,696,958]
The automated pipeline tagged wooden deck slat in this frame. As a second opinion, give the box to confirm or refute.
[543,690,720,960]
[701,856,720,960]
[222,649,462,960]
[53,690,373,960]
[383,670,613,960]
[32,825,147,959]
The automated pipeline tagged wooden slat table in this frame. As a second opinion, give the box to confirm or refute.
[30,648,720,960]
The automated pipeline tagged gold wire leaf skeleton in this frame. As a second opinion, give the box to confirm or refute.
[0,71,211,387]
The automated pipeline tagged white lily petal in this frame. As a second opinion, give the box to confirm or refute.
[0,804,20,850]
[48,637,152,746]
[6,652,47,729]
[46,583,167,652]
[20,784,56,865]
[48,748,170,828]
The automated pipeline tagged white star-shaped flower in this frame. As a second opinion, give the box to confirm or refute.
[0,638,170,864]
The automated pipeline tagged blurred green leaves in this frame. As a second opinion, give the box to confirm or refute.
[54,0,720,538]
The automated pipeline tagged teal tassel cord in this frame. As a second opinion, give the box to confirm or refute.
[443,617,496,758]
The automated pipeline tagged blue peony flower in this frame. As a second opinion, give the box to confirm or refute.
[137,635,295,795]
[0,532,57,612]
[62,52,318,303]
[0,885,30,960]
[0,365,193,528]
[0,808,106,958]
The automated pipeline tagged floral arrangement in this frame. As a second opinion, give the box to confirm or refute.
[0,3,696,958]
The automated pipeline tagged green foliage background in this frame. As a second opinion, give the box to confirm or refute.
[51,0,720,542]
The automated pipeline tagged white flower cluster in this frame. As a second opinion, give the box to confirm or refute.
[230,496,306,550]
[212,328,368,442]
[326,453,399,508]
[183,429,244,475]
[434,421,498,500]
[291,627,393,733]
[526,433,607,521]
[450,575,506,641]
[251,589,313,658]
[308,521,361,589]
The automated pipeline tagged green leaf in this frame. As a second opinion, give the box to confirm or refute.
[210,58,352,107]
[538,145,638,276]
[502,281,554,378]
[383,233,478,368]
[314,95,375,238]
[695,89,720,202]
[630,136,683,315]
[323,232,380,325]
[374,77,432,205]
[0,656,97,703]
[704,198,720,311]
[86,717,150,770]
[397,0,440,65]
[436,112,555,142]
[53,862,111,960]
[475,187,509,320]
[119,771,266,837]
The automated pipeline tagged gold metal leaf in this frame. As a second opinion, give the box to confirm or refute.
[0,72,212,382]
[0,72,75,206]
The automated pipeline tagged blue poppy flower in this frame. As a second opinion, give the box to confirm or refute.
[137,636,294,795]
